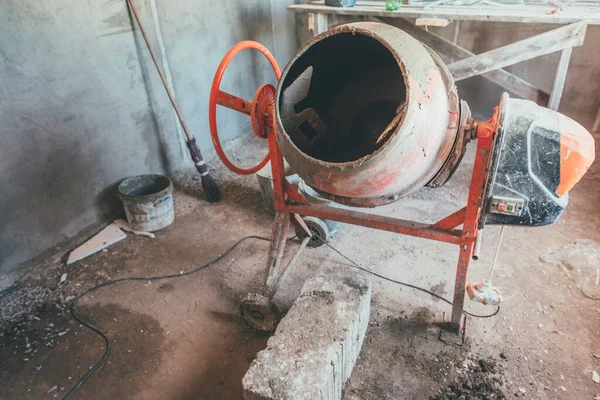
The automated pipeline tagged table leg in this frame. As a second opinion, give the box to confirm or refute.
[548,47,573,111]
[308,12,328,37]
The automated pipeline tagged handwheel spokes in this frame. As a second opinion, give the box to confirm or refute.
[208,40,281,175]
[217,90,251,116]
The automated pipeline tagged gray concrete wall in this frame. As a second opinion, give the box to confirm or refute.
[433,22,600,128]
[0,0,296,275]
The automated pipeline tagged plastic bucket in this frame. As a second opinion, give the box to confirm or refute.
[118,174,174,232]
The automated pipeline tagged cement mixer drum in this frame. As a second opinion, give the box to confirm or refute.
[276,22,464,207]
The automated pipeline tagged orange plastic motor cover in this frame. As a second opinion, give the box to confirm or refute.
[556,114,596,196]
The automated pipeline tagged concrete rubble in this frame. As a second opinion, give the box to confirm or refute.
[242,273,372,400]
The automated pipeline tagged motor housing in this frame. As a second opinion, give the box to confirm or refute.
[484,94,595,226]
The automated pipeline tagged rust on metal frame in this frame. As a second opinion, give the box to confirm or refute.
[284,182,310,206]
[251,84,277,139]
[448,106,500,332]
[265,211,290,291]
[285,203,463,245]
[432,207,467,231]
[266,106,286,210]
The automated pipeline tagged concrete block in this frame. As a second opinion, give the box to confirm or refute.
[242,273,371,400]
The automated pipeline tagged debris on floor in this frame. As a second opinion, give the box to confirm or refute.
[66,223,127,265]
[113,219,155,238]
[66,218,157,267]
[429,356,506,400]
[540,239,600,299]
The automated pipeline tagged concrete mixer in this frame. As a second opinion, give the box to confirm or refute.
[208,22,595,335]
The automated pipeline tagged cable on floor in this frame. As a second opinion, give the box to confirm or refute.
[62,234,499,399]
[320,239,500,319]
[62,235,270,400]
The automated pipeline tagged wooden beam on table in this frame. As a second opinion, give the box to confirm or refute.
[415,18,450,27]
[447,21,587,81]
[379,17,549,105]
[289,2,600,25]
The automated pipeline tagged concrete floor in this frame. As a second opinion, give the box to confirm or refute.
[1,134,599,399]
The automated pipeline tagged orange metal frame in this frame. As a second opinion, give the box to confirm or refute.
[209,41,499,334]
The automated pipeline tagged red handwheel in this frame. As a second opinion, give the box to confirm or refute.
[209,41,281,175]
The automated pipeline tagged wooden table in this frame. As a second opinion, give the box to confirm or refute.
[289,1,600,110]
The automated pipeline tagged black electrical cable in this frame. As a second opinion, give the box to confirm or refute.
[320,238,500,319]
[62,235,270,400]
[62,233,499,399]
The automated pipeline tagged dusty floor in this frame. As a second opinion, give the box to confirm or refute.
[1,134,599,399]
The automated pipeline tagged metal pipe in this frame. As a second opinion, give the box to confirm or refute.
[269,236,311,297]
[472,229,483,260]
[488,226,506,282]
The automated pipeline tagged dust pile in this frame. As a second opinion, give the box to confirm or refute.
[430,356,505,400]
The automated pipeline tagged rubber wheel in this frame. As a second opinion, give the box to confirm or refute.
[240,293,279,332]
[295,216,330,248]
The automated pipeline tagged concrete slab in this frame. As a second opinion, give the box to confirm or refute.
[243,273,371,400]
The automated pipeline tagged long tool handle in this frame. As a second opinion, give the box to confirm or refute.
[127,0,193,142]
[127,0,221,203]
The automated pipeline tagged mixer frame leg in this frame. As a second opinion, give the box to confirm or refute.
[264,211,290,293]
[263,111,313,297]
[451,148,489,332]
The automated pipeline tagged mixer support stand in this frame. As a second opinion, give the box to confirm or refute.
[263,105,497,335]
[207,39,499,334]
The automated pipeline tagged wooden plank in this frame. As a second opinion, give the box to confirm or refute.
[447,21,587,81]
[548,47,573,110]
[381,18,465,61]
[415,17,450,27]
[452,19,460,44]
[67,224,127,265]
[288,2,600,25]
[380,17,549,105]
[308,13,329,36]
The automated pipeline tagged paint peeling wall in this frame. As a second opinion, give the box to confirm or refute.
[0,0,297,275]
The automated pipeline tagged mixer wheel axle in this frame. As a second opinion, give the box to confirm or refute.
[240,293,279,332]
[295,216,330,248]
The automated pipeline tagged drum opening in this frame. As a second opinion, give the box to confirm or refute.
[279,31,407,163]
